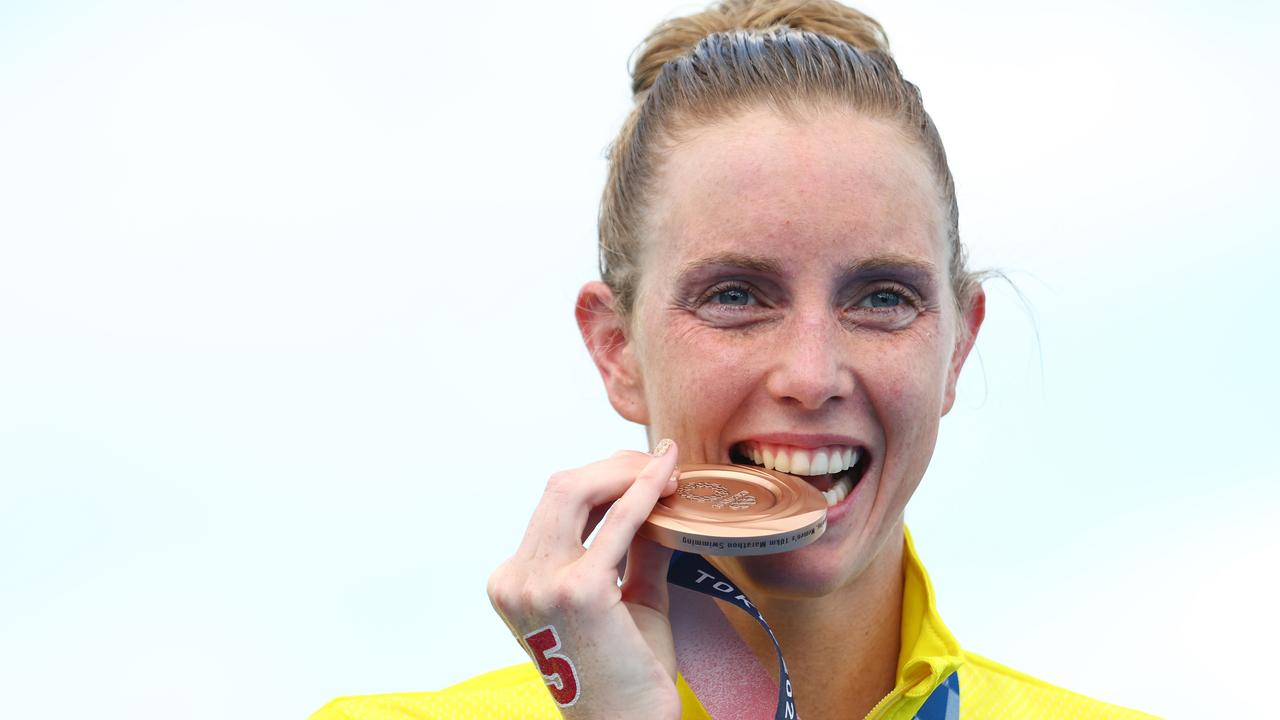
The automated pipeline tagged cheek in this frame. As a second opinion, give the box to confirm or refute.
[857,328,952,445]
[645,323,760,424]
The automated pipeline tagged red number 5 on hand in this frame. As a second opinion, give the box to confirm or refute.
[523,625,580,707]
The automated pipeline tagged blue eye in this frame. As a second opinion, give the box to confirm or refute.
[712,287,755,306]
[862,290,902,308]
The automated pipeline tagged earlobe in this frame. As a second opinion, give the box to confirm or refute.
[941,287,986,416]
[575,281,649,424]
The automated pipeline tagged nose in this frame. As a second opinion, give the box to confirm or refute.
[764,312,854,411]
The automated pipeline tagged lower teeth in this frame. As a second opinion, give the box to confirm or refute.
[821,474,854,506]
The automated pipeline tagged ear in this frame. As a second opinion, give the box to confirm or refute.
[941,286,986,416]
[576,281,649,424]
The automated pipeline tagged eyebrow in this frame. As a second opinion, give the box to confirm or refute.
[675,251,939,280]
[839,254,939,280]
[676,252,785,278]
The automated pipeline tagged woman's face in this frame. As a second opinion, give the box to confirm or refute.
[585,106,982,595]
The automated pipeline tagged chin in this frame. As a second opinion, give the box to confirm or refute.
[714,527,877,599]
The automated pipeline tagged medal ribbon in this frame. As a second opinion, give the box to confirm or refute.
[667,551,959,720]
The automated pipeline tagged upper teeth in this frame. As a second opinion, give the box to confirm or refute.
[739,442,859,477]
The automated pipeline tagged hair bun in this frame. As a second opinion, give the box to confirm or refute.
[631,0,891,96]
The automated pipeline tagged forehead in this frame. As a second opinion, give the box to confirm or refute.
[646,107,945,266]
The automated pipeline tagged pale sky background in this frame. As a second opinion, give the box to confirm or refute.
[1,1,1277,718]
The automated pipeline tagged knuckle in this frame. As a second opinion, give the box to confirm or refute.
[525,579,577,614]
[548,581,592,611]
[526,570,596,613]
[544,470,576,497]
[486,563,519,610]
[545,583,576,609]
[633,463,660,483]
[605,501,639,528]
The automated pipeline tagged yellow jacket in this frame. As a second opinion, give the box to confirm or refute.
[311,530,1157,719]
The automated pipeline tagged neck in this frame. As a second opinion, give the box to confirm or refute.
[719,524,906,719]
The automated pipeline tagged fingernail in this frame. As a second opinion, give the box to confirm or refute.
[653,438,673,457]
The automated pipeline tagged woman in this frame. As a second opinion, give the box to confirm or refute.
[314,1,1155,717]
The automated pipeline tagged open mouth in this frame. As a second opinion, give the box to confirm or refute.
[729,441,870,508]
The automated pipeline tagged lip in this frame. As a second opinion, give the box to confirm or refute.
[730,432,869,451]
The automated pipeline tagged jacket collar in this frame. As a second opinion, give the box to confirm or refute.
[894,526,966,701]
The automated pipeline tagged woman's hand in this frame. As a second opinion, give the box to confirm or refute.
[487,440,682,719]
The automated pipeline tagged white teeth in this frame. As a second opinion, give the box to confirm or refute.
[789,450,810,475]
[733,442,860,508]
[735,442,862,478]
[810,449,829,475]
[821,474,854,506]
[828,450,845,474]
[773,451,790,473]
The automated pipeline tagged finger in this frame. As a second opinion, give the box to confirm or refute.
[606,464,679,574]
[619,535,674,614]
[583,440,678,569]
[580,504,611,545]
[622,535,678,682]
[515,451,651,562]
[580,457,678,549]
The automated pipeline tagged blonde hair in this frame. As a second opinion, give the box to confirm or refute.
[599,0,982,318]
